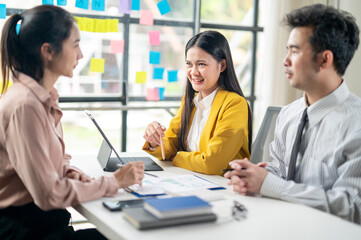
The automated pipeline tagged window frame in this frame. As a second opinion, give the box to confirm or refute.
[5,0,262,151]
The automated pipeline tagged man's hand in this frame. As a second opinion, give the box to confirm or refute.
[224,158,268,195]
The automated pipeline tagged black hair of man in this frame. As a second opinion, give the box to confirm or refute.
[283,4,359,76]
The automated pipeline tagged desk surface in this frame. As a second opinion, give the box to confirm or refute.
[72,153,361,240]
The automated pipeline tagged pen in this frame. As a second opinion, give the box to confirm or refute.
[160,136,165,161]
[144,172,158,178]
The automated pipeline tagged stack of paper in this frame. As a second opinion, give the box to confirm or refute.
[127,174,224,197]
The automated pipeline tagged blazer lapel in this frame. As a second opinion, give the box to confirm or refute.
[199,89,228,151]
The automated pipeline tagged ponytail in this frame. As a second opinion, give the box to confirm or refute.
[1,13,22,95]
[1,5,75,95]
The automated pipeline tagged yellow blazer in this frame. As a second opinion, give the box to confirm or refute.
[143,88,250,175]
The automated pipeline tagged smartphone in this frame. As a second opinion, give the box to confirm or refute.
[102,199,144,212]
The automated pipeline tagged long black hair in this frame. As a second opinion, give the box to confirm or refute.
[178,30,253,153]
[1,5,75,94]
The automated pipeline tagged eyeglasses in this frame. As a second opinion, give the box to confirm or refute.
[232,200,248,221]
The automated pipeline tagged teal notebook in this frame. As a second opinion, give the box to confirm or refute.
[123,207,217,230]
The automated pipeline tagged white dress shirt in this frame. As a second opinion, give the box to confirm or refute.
[187,88,219,152]
[261,81,361,224]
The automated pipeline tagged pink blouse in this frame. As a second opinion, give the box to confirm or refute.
[0,73,119,210]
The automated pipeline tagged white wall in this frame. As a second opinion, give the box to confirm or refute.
[338,0,361,97]
[254,0,361,138]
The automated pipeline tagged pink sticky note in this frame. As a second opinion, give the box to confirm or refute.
[146,88,160,101]
[149,31,160,45]
[110,40,124,54]
[139,10,154,25]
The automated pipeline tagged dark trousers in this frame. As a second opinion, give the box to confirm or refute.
[0,202,107,240]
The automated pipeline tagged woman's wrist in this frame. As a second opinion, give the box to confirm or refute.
[148,142,158,151]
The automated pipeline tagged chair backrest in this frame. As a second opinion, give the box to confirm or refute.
[251,106,282,164]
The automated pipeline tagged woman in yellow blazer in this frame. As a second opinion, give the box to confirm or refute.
[143,31,252,175]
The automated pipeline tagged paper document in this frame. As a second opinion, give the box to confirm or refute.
[128,174,223,196]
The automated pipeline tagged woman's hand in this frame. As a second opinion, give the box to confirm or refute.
[113,161,145,188]
[143,121,166,148]
[66,170,92,182]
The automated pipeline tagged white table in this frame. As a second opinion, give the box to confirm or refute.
[71,153,361,240]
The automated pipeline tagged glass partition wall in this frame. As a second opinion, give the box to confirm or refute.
[2,0,262,154]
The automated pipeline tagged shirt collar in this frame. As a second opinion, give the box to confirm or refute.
[14,73,51,104]
[304,81,350,128]
[193,87,219,110]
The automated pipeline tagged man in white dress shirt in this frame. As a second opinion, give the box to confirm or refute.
[225,4,361,224]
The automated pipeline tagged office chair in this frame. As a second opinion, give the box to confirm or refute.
[250,106,282,164]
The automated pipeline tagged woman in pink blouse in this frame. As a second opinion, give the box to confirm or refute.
[0,5,144,239]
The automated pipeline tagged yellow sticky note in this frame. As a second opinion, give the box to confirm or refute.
[106,19,119,32]
[90,58,105,73]
[94,19,106,33]
[0,80,13,93]
[84,17,95,32]
[75,17,84,31]
[135,71,147,84]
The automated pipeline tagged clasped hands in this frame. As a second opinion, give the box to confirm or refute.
[224,159,268,195]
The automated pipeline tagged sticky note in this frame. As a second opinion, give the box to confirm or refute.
[157,0,171,15]
[118,0,131,14]
[153,68,164,80]
[149,51,161,64]
[110,40,124,54]
[84,18,95,32]
[168,70,178,82]
[105,19,119,32]
[139,10,154,26]
[42,0,54,5]
[76,0,89,9]
[75,17,118,33]
[91,0,105,11]
[158,87,165,100]
[0,80,12,93]
[90,58,105,73]
[16,24,21,35]
[0,4,6,19]
[149,31,160,45]
[94,19,106,32]
[136,71,147,84]
[131,0,140,10]
[57,0,67,6]
[146,88,160,101]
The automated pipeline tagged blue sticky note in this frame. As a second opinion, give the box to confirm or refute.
[157,0,171,15]
[57,0,67,6]
[75,0,89,9]
[158,87,165,100]
[91,0,105,11]
[168,70,178,82]
[0,4,6,19]
[153,68,164,79]
[16,24,21,35]
[131,0,140,10]
[149,51,161,65]
[42,0,54,5]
